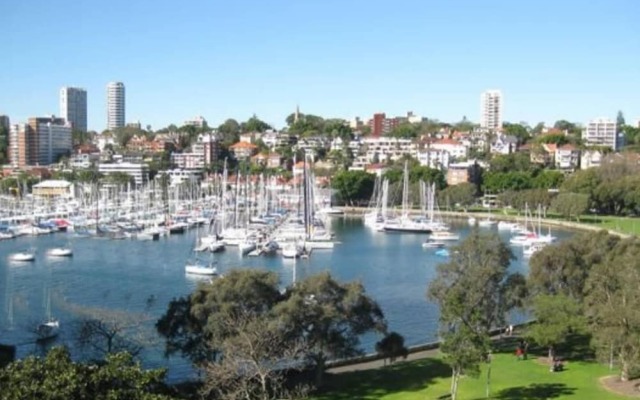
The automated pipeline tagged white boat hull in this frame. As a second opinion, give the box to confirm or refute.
[47,248,73,257]
[10,252,35,262]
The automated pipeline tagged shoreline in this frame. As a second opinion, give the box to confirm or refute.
[335,207,631,238]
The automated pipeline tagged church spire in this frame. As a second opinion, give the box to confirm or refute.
[294,104,300,123]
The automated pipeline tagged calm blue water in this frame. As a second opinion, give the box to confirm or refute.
[0,217,572,381]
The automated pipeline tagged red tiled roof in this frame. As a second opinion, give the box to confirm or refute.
[230,141,257,149]
[557,144,577,151]
[433,138,463,146]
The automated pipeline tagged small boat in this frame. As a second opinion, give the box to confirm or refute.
[261,240,279,255]
[185,261,218,276]
[430,230,460,241]
[523,242,547,258]
[10,251,36,262]
[47,247,73,257]
[168,222,189,234]
[282,243,303,258]
[0,231,14,240]
[36,318,60,342]
[317,207,345,216]
[422,239,445,249]
[467,217,476,226]
[478,218,497,227]
[498,221,521,231]
[435,248,450,257]
[208,242,225,253]
[510,232,536,246]
[239,240,257,256]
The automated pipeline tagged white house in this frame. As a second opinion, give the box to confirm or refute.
[555,144,581,171]
[430,138,467,159]
[580,149,603,170]
[490,134,518,155]
[416,149,450,170]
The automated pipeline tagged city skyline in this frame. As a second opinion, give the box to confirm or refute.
[2,0,639,131]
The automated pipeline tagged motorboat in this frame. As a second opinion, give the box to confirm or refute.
[10,251,36,262]
[478,218,497,228]
[317,207,345,216]
[422,239,445,249]
[208,242,225,253]
[523,242,547,258]
[185,261,218,276]
[509,232,537,246]
[168,221,189,234]
[239,240,257,256]
[430,230,460,241]
[467,216,477,226]
[47,247,73,257]
[435,248,450,257]
[36,318,60,342]
[262,240,279,255]
[497,221,522,231]
[0,231,14,240]
[282,242,303,258]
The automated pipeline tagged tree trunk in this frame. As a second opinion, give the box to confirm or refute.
[315,357,326,387]
[621,360,629,382]
[451,367,460,400]
[486,359,491,398]
[548,345,554,362]
[609,344,614,371]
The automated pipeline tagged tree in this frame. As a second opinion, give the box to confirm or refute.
[331,170,375,206]
[242,115,272,133]
[585,237,640,381]
[427,231,524,400]
[551,192,589,221]
[528,240,590,300]
[488,153,532,173]
[218,119,241,146]
[389,123,419,139]
[531,170,564,189]
[201,311,308,400]
[0,347,173,400]
[502,122,531,143]
[616,110,625,128]
[437,183,477,210]
[275,272,387,386]
[535,133,570,146]
[156,269,282,365]
[528,294,583,361]
[375,332,408,366]
[553,120,582,136]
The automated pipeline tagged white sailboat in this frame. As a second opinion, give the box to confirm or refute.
[10,249,36,262]
[36,288,59,342]
[47,242,73,257]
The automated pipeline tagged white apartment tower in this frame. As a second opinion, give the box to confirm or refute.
[106,81,125,130]
[60,87,87,132]
[480,90,503,131]
[583,118,623,151]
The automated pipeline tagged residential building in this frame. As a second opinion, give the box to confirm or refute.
[446,160,486,186]
[184,116,207,128]
[530,143,557,165]
[229,141,257,159]
[171,152,205,170]
[416,149,450,169]
[480,90,503,131]
[580,148,603,170]
[106,82,125,130]
[261,131,296,149]
[490,134,518,155]
[171,134,218,170]
[126,121,141,129]
[0,115,10,130]
[60,87,87,132]
[406,111,424,124]
[368,113,399,137]
[349,117,363,129]
[159,169,202,186]
[429,138,467,159]
[554,144,580,171]
[98,162,148,186]
[9,116,72,168]
[582,118,622,151]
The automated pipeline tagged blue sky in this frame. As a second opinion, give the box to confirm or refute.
[2,0,638,131]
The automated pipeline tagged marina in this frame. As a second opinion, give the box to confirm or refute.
[0,213,574,382]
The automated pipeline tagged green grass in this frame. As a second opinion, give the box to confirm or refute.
[312,348,627,400]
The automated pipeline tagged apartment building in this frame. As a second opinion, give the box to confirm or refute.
[582,118,623,150]
[480,90,503,131]
[9,116,72,168]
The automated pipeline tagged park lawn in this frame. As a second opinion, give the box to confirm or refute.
[577,215,640,236]
[313,353,627,400]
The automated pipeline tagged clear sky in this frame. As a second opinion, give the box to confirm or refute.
[2,0,638,131]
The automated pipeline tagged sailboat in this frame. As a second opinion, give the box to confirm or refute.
[36,288,59,342]
[185,256,218,276]
[383,162,432,234]
[478,199,497,227]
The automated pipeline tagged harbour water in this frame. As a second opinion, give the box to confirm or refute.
[0,216,573,382]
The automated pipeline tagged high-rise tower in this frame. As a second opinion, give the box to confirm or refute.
[60,87,87,132]
[480,89,503,131]
[106,82,125,130]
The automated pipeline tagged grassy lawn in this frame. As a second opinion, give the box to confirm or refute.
[313,343,627,400]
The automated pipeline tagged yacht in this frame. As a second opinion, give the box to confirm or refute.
[497,221,522,232]
[10,250,36,262]
[422,238,445,249]
[430,230,460,241]
[239,239,257,256]
[185,260,218,276]
[47,247,73,257]
[282,242,303,258]
[510,232,537,246]
[523,242,547,258]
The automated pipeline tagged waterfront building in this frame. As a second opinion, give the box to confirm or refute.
[9,116,72,168]
[582,118,622,151]
[59,87,87,132]
[98,161,148,186]
[106,82,125,130]
[480,89,503,131]
[32,179,74,199]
